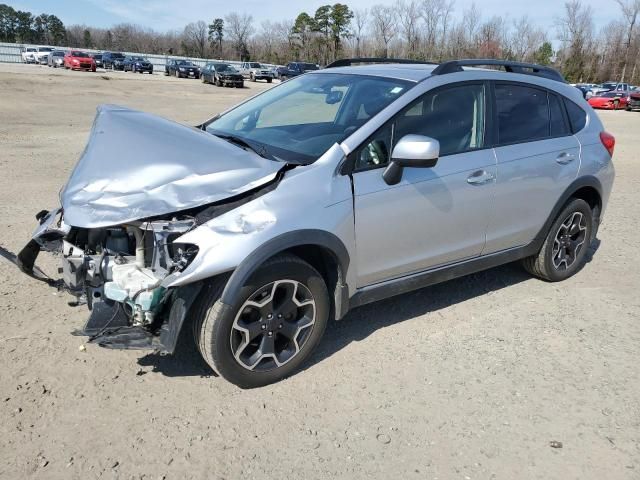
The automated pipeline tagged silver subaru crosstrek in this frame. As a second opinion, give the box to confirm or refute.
[3,59,615,388]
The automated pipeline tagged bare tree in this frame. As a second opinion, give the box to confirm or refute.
[437,0,455,60]
[353,8,369,57]
[225,12,254,60]
[370,4,397,57]
[183,21,208,58]
[556,0,594,81]
[615,0,640,81]
[397,0,421,57]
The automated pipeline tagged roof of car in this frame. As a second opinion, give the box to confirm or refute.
[319,63,439,82]
[319,62,572,85]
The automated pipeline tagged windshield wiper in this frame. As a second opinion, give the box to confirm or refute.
[213,133,274,160]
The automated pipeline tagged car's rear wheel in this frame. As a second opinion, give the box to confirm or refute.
[192,254,329,388]
[522,198,593,282]
[267,78,272,83]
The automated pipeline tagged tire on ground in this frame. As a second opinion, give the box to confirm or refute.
[522,198,594,282]
[191,254,329,388]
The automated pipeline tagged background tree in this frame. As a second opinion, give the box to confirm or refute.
[208,18,224,57]
[352,8,368,57]
[397,0,420,58]
[182,20,208,57]
[370,4,397,57]
[82,28,92,48]
[556,0,594,82]
[615,0,640,81]
[533,41,554,65]
[329,3,353,60]
[225,12,254,60]
[291,12,315,59]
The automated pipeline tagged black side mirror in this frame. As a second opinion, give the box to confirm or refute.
[382,135,440,185]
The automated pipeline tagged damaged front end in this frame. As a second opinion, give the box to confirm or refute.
[1,104,288,352]
[10,208,202,352]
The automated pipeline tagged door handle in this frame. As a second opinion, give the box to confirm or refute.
[556,152,576,165]
[467,170,495,186]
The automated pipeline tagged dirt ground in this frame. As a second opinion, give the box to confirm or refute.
[0,63,639,480]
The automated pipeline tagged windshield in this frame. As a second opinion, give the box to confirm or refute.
[602,83,617,90]
[216,64,237,72]
[26,48,36,52]
[600,92,618,98]
[302,63,319,70]
[53,51,65,56]
[70,51,90,58]
[132,56,145,61]
[249,63,261,68]
[93,54,102,59]
[206,73,412,164]
[111,53,125,59]
[39,47,53,52]
[178,61,194,66]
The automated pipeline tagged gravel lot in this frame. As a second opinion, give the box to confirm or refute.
[0,63,639,480]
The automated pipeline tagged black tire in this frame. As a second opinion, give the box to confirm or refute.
[192,254,329,388]
[522,198,593,282]
[267,78,272,83]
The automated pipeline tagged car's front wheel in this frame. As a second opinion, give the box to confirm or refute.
[192,254,329,388]
[523,198,594,282]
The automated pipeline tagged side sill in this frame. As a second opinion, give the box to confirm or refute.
[348,243,538,310]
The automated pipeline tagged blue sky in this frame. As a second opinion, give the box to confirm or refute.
[8,0,618,33]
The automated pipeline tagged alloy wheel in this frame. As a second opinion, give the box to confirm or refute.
[552,211,587,270]
[230,280,316,372]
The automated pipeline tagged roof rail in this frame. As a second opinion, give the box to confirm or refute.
[326,57,436,68]
[431,59,566,83]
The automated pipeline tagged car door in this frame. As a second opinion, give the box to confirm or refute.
[352,82,496,287]
[484,82,581,253]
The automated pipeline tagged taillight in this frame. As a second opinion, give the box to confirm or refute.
[600,131,615,157]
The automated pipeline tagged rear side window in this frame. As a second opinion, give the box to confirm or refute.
[495,84,549,144]
[549,93,570,136]
[564,99,587,133]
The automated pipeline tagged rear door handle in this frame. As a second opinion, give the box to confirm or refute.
[556,152,576,165]
[467,170,495,186]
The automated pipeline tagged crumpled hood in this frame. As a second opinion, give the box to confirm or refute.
[61,105,282,228]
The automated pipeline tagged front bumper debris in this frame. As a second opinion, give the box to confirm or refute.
[0,208,203,354]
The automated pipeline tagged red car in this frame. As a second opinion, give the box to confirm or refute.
[587,91,629,110]
[64,50,96,72]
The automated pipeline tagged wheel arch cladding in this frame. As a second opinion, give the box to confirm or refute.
[535,176,603,247]
[219,230,351,320]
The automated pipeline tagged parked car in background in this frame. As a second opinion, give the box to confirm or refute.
[21,47,37,63]
[102,52,126,70]
[33,47,54,64]
[626,90,640,111]
[7,58,615,388]
[64,50,96,72]
[90,53,103,68]
[239,62,274,82]
[586,82,630,99]
[47,50,66,68]
[278,62,319,80]
[587,91,629,109]
[202,62,244,87]
[165,59,200,78]
[123,56,154,74]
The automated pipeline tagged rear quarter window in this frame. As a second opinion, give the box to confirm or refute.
[564,99,587,133]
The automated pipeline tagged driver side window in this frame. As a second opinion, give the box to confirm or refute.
[355,83,486,170]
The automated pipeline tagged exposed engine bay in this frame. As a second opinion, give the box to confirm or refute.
[11,208,202,351]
